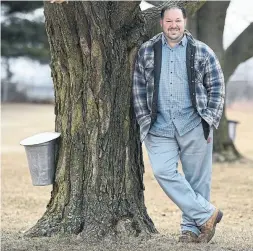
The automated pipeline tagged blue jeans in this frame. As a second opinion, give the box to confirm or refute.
[144,122,214,236]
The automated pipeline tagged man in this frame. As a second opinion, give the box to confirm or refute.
[133,5,225,243]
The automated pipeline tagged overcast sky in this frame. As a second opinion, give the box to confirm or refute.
[2,0,253,87]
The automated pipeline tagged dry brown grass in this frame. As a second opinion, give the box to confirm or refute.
[1,103,253,251]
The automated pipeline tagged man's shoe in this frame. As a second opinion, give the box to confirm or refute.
[179,230,198,243]
[198,209,223,243]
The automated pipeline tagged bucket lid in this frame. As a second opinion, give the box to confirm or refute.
[20,132,61,146]
[228,120,240,124]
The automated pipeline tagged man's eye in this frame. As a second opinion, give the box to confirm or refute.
[167,21,172,23]
[176,20,181,22]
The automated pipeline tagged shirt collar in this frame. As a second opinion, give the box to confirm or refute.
[162,32,187,47]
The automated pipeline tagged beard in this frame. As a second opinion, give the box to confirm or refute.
[166,29,183,41]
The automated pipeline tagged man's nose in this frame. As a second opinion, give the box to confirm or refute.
[170,22,177,28]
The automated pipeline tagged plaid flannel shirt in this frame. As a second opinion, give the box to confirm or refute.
[133,31,225,142]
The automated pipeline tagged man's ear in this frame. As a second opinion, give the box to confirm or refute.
[160,19,163,28]
[184,18,187,28]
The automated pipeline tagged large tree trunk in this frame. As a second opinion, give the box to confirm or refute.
[26,1,156,239]
[25,1,204,239]
[195,1,243,162]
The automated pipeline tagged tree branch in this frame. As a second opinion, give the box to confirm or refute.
[143,0,206,36]
[224,23,253,81]
[108,2,141,31]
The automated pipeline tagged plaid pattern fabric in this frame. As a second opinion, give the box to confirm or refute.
[149,34,201,137]
[132,31,225,143]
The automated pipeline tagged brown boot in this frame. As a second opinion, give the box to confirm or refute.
[179,230,198,243]
[198,209,223,243]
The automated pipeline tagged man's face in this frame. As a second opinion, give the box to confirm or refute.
[160,8,186,42]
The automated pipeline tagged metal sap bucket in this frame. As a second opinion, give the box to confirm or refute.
[20,132,61,186]
[228,120,239,142]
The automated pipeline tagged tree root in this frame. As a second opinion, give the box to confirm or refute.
[24,215,157,242]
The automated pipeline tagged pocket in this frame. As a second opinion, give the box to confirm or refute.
[144,134,156,154]
[144,133,169,155]
[201,119,210,141]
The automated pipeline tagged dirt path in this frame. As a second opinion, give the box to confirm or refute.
[1,103,253,251]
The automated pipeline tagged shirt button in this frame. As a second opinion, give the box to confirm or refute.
[170,83,172,85]
[171,94,172,96]
[171,72,172,73]
[171,61,173,63]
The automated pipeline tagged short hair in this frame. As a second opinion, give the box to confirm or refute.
[160,5,187,19]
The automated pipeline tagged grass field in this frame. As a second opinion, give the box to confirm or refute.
[1,103,253,251]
